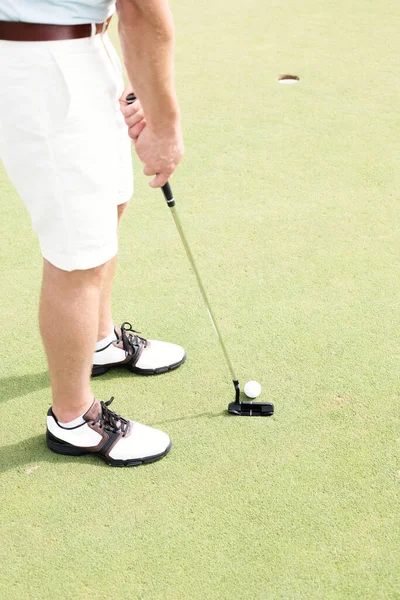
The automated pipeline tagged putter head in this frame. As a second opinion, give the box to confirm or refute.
[228,380,274,416]
[228,401,274,416]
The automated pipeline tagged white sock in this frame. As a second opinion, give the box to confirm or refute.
[95,330,117,352]
[57,399,96,429]
[58,413,86,428]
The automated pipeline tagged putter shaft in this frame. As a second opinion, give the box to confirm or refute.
[162,183,238,386]
[126,93,242,405]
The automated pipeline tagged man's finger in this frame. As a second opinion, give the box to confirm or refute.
[149,173,169,188]
[128,120,146,140]
[143,164,157,177]
[125,110,145,127]
[119,99,141,116]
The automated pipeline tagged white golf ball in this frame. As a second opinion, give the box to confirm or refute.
[244,380,262,399]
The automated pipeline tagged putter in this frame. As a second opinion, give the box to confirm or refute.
[126,93,274,416]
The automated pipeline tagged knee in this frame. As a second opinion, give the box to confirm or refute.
[72,262,110,288]
[43,258,110,288]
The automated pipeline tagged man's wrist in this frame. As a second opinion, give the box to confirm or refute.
[146,109,181,135]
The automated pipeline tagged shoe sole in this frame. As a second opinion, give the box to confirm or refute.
[91,353,186,378]
[46,431,172,468]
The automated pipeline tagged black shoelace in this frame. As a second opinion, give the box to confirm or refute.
[120,321,148,356]
[92,397,129,436]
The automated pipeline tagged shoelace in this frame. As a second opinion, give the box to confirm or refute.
[92,397,129,436]
[120,321,148,355]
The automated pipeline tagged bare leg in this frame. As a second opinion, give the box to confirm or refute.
[39,258,110,422]
[97,202,129,341]
[97,255,117,341]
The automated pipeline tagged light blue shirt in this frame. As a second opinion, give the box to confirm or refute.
[0,0,115,25]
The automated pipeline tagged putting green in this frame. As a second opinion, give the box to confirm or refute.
[1,1,399,598]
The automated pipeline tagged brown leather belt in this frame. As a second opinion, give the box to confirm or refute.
[0,18,112,42]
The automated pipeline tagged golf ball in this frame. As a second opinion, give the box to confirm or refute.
[244,380,262,399]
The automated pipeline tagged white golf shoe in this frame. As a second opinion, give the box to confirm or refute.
[92,322,186,377]
[46,397,171,467]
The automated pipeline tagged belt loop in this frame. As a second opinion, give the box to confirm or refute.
[101,20,108,35]
[90,23,96,37]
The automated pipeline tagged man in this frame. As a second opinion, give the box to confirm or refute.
[0,0,184,466]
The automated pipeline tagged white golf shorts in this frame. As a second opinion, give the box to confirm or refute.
[0,32,133,271]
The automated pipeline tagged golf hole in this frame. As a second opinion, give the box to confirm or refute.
[278,74,300,85]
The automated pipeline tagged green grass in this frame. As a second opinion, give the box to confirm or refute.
[1,1,400,598]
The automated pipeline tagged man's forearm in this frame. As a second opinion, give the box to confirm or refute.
[116,0,180,131]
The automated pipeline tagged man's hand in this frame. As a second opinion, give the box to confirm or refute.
[117,0,183,188]
[119,89,146,140]
[134,123,183,188]
[119,90,183,188]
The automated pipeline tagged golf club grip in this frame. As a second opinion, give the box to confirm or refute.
[125,93,175,208]
[161,182,175,207]
[126,92,137,104]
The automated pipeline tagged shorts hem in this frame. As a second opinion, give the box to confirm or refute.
[117,189,133,206]
[41,240,118,272]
